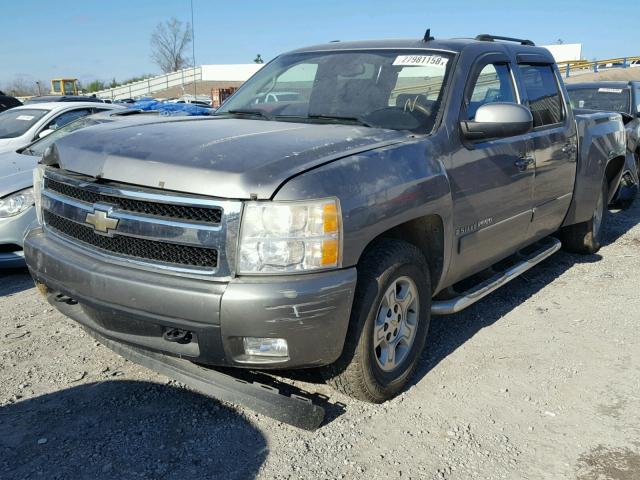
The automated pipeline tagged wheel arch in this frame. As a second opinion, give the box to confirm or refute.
[604,155,626,203]
[357,214,446,294]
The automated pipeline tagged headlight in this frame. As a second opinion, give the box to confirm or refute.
[238,198,341,274]
[33,165,45,224]
[0,187,36,218]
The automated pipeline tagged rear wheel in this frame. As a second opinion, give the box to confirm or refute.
[322,239,431,403]
[561,177,608,254]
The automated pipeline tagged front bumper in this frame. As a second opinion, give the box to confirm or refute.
[0,206,37,268]
[24,227,357,369]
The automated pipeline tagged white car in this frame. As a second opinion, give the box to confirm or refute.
[0,102,123,155]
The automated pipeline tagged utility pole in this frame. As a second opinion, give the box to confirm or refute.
[35,81,42,96]
[191,0,197,99]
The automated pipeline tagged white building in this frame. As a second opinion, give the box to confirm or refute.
[541,44,583,63]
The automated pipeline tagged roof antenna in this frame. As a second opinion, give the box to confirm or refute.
[423,28,434,42]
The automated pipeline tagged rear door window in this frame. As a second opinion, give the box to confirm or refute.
[43,108,93,131]
[518,64,565,127]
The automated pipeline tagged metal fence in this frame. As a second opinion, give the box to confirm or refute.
[557,56,640,78]
[93,66,202,100]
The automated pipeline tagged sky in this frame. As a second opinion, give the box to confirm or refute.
[1,0,635,87]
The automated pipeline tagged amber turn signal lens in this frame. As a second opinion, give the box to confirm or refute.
[323,203,339,234]
[321,239,339,266]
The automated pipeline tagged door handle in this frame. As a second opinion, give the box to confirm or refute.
[515,156,535,171]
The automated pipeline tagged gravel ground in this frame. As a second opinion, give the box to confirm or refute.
[1,203,639,480]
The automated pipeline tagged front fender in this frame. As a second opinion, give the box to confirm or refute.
[274,139,453,281]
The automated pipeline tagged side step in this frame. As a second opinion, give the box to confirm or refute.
[431,237,561,315]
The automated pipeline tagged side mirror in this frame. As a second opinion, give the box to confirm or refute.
[461,102,533,141]
[38,129,55,139]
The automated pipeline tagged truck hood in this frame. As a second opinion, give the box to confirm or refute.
[0,151,38,197]
[48,117,408,199]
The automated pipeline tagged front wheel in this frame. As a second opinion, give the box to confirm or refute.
[322,239,431,403]
[561,176,608,254]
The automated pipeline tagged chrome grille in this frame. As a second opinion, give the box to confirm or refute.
[41,168,241,278]
[44,211,219,268]
[44,177,223,223]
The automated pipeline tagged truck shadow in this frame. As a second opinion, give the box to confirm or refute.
[0,381,267,480]
[605,202,640,245]
[0,268,33,297]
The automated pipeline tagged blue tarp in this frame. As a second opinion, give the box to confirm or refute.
[128,98,212,116]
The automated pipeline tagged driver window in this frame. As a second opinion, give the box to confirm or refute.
[466,63,516,120]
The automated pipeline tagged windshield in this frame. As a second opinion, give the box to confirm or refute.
[568,87,631,114]
[20,114,108,157]
[216,50,453,132]
[0,108,48,139]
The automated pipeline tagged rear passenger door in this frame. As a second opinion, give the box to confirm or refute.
[517,61,577,238]
[449,53,535,280]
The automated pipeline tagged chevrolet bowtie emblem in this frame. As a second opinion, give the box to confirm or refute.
[85,209,119,234]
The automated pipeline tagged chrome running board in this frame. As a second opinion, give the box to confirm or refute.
[431,237,561,315]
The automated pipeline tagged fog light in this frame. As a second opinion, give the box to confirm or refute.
[243,337,289,357]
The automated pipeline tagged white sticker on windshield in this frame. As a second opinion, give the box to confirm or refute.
[598,88,623,93]
[393,55,448,68]
[16,115,35,121]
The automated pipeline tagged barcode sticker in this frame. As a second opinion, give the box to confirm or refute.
[598,88,623,93]
[393,55,449,68]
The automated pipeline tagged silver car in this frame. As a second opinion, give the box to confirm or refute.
[0,109,156,267]
[0,102,122,155]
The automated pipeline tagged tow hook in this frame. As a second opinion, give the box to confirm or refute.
[163,328,193,344]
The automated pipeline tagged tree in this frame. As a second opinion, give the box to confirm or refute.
[556,38,564,45]
[150,18,193,73]
[254,54,264,64]
[84,80,106,93]
[1,77,46,97]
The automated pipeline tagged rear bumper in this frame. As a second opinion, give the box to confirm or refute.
[25,227,356,369]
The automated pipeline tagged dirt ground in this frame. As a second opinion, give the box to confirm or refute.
[1,201,639,480]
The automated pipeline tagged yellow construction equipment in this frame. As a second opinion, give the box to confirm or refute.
[50,78,79,96]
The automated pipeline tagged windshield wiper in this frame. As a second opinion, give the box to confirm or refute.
[306,114,372,127]
[224,109,273,120]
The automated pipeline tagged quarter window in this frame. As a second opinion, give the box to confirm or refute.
[518,64,564,127]
[466,63,516,120]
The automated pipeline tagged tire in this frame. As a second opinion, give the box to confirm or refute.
[561,176,609,254]
[322,239,431,403]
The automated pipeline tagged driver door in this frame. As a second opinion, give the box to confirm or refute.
[447,54,535,281]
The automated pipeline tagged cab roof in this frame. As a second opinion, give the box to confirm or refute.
[286,36,555,61]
